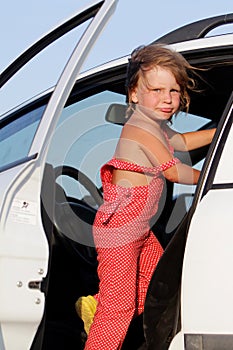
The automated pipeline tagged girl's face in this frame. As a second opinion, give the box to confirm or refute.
[131,66,181,120]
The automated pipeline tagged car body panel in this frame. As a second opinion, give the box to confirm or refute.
[183,189,233,333]
[0,160,48,350]
[169,32,233,52]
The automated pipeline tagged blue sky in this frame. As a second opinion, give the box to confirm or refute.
[1,0,233,114]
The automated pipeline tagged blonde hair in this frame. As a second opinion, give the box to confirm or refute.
[126,44,198,113]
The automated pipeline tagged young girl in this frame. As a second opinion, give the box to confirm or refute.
[76,44,216,349]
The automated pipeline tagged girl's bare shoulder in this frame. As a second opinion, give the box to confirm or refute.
[123,117,165,144]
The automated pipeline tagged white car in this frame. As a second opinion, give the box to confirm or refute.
[0,1,233,349]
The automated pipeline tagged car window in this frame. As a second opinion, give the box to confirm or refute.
[171,111,211,198]
[208,95,233,185]
[0,104,46,170]
[46,90,125,205]
[0,24,89,116]
[161,111,211,234]
[46,86,211,213]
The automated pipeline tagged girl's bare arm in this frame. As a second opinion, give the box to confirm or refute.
[165,126,216,151]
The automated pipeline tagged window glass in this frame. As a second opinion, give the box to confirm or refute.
[0,23,89,116]
[212,102,233,184]
[171,111,210,132]
[0,104,46,170]
[47,90,125,203]
[166,111,211,233]
[171,111,211,201]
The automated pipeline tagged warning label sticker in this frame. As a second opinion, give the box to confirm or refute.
[10,198,37,225]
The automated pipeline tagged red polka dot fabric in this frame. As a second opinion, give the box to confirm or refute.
[84,156,180,349]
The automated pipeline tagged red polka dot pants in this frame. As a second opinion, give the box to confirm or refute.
[84,231,163,349]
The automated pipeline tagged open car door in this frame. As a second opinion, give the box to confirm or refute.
[0,1,118,349]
